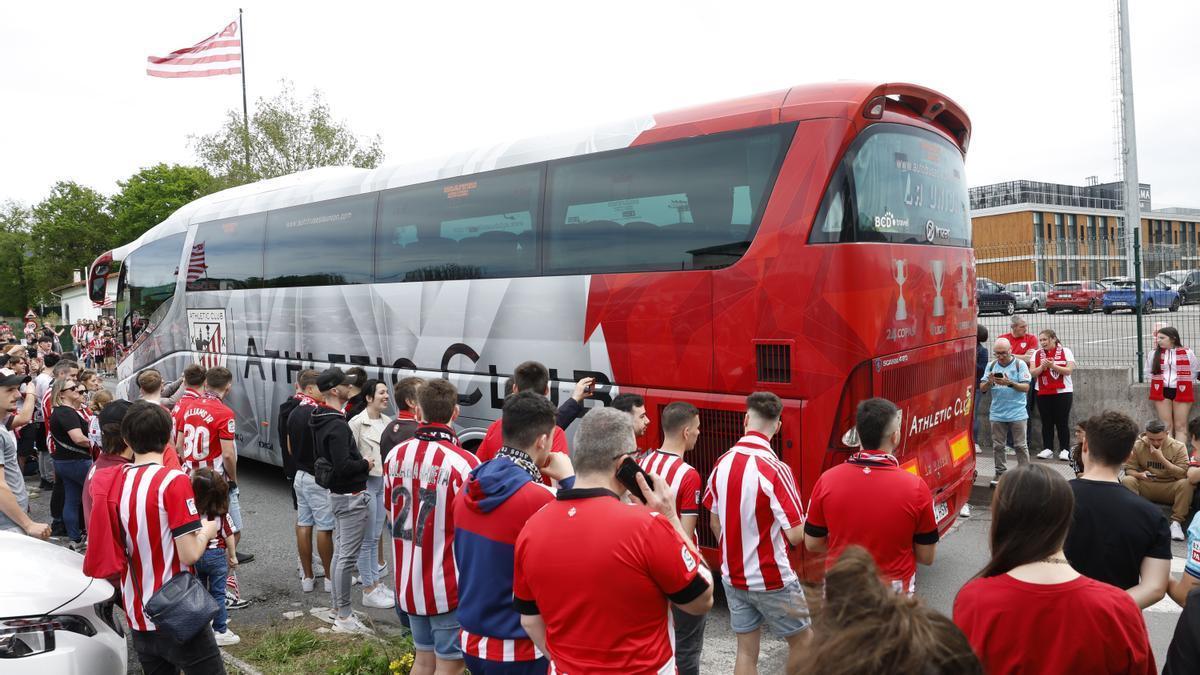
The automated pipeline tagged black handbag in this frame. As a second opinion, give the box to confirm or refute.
[143,570,221,643]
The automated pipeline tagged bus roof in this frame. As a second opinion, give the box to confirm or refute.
[113,81,969,259]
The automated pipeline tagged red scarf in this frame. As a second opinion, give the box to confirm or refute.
[1162,348,1192,383]
[1037,345,1068,394]
[295,393,319,407]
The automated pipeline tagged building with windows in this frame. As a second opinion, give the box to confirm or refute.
[970,179,1200,284]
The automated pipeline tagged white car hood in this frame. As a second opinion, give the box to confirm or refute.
[0,532,92,617]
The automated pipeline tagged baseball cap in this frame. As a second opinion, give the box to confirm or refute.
[99,399,133,427]
[0,372,31,388]
[316,367,347,392]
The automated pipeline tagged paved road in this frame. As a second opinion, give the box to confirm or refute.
[25,454,1187,673]
[979,302,1200,367]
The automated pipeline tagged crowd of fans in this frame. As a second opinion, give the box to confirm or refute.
[5,326,1200,673]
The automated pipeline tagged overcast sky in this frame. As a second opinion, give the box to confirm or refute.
[2,0,1197,213]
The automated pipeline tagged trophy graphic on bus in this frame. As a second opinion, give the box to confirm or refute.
[931,260,945,317]
[894,259,908,321]
[960,260,970,309]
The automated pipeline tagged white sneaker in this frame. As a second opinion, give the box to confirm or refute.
[1037,449,1053,460]
[1059,449,1070,462]
[1171,521,1185,541]
[362,585,395,609]
[333,614,373,635]
[959,504,971,519]
[377,562,388,578]
[351,575,361,586]
[213,628,241,646]
[301,577,315,593]
[324,578,333,593]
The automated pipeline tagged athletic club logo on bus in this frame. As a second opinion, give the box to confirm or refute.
[187,309,228,369]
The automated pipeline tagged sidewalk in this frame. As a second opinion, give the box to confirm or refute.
[968,444,1076,505]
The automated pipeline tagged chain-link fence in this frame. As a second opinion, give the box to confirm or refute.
[975,242,1200,374]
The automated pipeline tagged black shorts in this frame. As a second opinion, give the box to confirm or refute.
[16,427,37,458]
[1165,387,1178,401]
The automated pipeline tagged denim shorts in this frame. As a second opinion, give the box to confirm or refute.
[227,485,243,532]
[723,578,811,637]
[294,470,335,531]
[403,610,462,661]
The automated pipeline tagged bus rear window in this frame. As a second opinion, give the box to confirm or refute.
[812,124,970,247]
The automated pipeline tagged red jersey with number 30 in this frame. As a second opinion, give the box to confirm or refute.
[173,394,235,475]
[384,424,479,616]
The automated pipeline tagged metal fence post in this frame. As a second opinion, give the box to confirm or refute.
[1134,228,1145,382]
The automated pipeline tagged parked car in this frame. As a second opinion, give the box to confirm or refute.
[1158,269,1200,304]
[1046,280,1106,314]
[1099,276,1129,289]
[1102,278,1182,314]
[977,277,1017,315]
[0,531,125,672]
[1004,281,1051,313]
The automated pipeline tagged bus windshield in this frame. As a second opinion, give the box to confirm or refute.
[812,124,970,247]
[121,233,184,344]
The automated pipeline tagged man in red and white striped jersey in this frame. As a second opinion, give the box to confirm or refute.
[116,401,223,673]
[172,367,250,606]
[384,378,479,672]
[637,401,705,675]
[703,391,810,674]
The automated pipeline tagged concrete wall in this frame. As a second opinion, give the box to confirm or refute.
[973,366,1180,450]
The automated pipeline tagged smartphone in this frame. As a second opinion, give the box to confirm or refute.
[584,381,594,395]
[616,456,651,504]
[992,372,1004,379]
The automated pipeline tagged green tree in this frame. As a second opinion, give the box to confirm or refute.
[191,80,384,186]
[110,163,218,244]
[27,181,116,301]
[0,201,34,316]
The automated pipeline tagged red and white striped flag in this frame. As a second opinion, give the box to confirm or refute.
[147,19,241,79]
[186,242,208,282]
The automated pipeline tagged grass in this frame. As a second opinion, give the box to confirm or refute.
[226,618,417,675]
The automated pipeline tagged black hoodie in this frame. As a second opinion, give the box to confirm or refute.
[309,403,369,494]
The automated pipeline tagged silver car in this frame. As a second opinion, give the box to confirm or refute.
[1004,281,1051,313]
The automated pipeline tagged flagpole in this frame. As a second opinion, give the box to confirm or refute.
[239,8,250,168]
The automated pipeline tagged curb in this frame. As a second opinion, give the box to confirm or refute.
[221,649,263,675]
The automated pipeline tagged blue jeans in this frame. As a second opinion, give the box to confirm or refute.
[193,548,229,632]
[356,475,385,587]
[53,457,91,542]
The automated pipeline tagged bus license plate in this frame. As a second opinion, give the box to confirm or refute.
[933,500,950,522]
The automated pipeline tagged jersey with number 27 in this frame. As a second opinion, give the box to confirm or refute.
[174,396,235,475]
[384,432,479,616]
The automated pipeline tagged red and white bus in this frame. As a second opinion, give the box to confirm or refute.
[93,81,976,569]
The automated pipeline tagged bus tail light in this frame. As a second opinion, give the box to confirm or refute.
[823,360,873,470]
[863,96,885,119]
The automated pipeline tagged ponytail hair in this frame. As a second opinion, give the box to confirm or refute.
[800,547,981,675]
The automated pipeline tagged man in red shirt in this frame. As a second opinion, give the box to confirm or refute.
[804,398,939,594]
[385,378,480,671]
[476,361,569,464]
[637,401,704,675]
[999,316,1038,453]
[117,401,223,673]
[704,392,809,675]
[514,407,712,674]
[172,366,251,606]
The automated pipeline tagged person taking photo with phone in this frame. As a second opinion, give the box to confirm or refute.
[513,407,712,675]
[979,338,1031,487]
